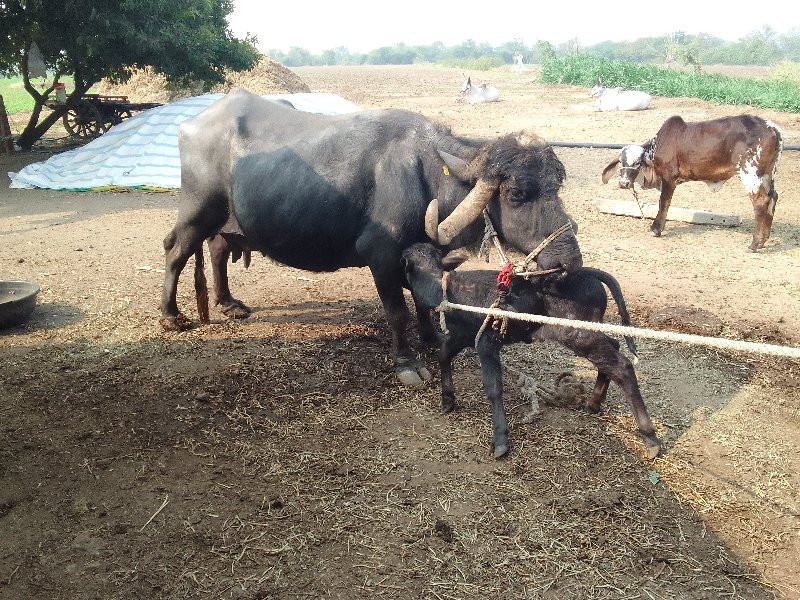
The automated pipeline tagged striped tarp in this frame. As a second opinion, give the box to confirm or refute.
[8,92,360,191]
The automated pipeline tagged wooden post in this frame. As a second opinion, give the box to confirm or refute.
[0,95,15,155]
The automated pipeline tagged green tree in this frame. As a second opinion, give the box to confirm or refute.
[0,0,258,149]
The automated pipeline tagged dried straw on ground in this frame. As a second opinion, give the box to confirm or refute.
[97,55,310,103]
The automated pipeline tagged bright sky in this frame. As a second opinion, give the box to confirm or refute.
[228,0,796,55]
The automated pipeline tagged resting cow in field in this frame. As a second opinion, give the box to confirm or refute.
[160,88,582,386]
[602,114,783,251]
[401,242,661,459]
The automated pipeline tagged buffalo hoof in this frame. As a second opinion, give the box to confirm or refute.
[440,397,456,413]
[160,313,192,332]
[644,437,662,459]
[493,443,509,459]
[219,300,252,319]
[395,363,432,387]
[649,228,662,237]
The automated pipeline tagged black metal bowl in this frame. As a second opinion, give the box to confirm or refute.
[0,281,40,329]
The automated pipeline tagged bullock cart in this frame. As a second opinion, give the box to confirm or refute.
[48,94,162,139]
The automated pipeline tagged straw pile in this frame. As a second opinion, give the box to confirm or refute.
[96,55,310,103]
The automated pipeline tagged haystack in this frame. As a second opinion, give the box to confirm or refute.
[97,55,310,103]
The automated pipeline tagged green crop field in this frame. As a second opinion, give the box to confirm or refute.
[0,78,36,113]
[539,55,800,113]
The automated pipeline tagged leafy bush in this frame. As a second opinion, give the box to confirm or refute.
[539,55,800,112]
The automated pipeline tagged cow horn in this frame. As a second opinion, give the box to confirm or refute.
[436,178,497,245]
[425,199,440,242]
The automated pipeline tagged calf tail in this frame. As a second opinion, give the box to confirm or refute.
[194,247,210,323]
[582,267,638,358]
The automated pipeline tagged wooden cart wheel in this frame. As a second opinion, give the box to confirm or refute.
[62,101,107,139]
[109,109,133,126]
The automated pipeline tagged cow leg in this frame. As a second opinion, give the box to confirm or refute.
[207,234,252,318]
[560,330,661,458]
[749,186,777,251]
[370,269,432,386]
[650,183,676,237]
[476,337,509,458]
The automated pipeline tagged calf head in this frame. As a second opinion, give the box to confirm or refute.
[602,143,660,190]
[426,132,583,274]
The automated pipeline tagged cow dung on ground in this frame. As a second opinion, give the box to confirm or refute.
[96,55,310,103]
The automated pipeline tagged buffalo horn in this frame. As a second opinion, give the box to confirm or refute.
[436,178,497,245]
[425,199,440,242]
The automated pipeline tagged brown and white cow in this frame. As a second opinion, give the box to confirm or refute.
[602,114,783,251]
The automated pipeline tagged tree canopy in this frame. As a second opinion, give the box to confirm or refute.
[1,0,258,148]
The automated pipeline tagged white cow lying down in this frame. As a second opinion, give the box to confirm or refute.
[460,76,500,104]
[590,81,651,111]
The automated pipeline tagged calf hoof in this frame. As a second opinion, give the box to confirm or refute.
[649,227,662,238]
[219,299,252,319]
[441,396,456,413]
[395,362,432,387]
[160,313,192,332]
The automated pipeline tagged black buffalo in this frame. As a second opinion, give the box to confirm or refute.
[161,88,583,385]
[401,242,661,459]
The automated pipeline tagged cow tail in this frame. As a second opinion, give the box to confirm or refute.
[194,247,210,323]
[583,267,638,360]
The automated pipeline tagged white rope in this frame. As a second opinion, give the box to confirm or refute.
[439,300,800,359]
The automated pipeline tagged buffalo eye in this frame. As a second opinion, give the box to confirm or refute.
[505,188,525,204]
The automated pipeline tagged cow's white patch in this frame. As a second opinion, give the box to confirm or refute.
[738,144,764,195]
[620,145,645,166]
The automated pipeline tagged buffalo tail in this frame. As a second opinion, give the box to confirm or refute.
[194,248,210,323]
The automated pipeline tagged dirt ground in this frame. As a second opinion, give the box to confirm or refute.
[1,65,799,600]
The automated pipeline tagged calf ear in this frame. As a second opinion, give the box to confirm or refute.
[639,163,661,190]
[601,158,620,184]
[442,250,469,271]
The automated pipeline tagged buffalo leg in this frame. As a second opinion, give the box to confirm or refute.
[749,186,776,251]
[207,234,252,318]
[161,200,228,331]
[650,183,676,237]
[370,268,431,386]
[161,227,205,331]
[560,330,661,458]
[476,338,509,458]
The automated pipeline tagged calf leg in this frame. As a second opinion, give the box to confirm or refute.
[749,186,777,251]
[560,330,661,458]
[439,334,469,413]
[585,337,618,412]
[476,338,509,458]
[207,234,252,318]
[650,183,676,237]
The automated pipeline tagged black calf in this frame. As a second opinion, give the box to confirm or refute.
[401,243,661,459]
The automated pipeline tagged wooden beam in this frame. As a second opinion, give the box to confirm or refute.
[594,198,741,227]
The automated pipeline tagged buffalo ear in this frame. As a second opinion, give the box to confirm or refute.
[437,150,471,182]
[601,158,620,184]
[442,250,469,271]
